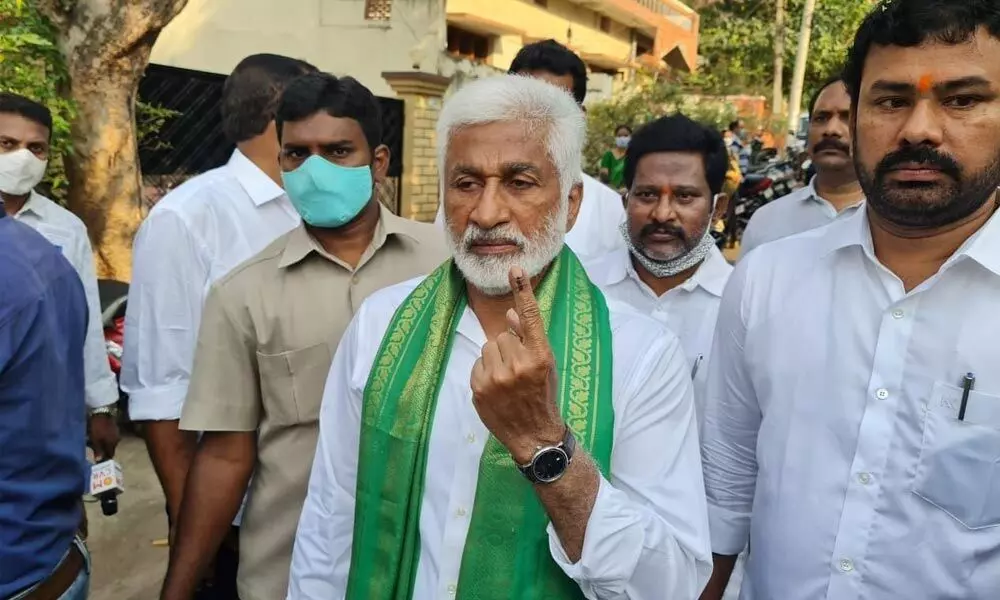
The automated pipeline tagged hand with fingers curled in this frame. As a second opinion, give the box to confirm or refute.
[470,266,567,466]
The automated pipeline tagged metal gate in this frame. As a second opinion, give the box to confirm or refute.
[138,63,405,213]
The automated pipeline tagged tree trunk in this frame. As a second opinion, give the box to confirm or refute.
[36,0,189,281]
[787,0,818,145]
[773,0,786,119]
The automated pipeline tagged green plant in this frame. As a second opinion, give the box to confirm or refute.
[0,0,75,195]
[585,72,743,174]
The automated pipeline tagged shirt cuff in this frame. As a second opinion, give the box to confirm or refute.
[127,383,189,421]
[707,502,751,556]
[85,376,120,410]
[546,477,644,598]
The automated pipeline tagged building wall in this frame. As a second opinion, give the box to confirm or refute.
[150,0,446,97]
[448,0,635,70]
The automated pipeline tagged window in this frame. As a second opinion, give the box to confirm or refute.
[447,26,491,62]
[599,16,611,33]
[364,0,392,21]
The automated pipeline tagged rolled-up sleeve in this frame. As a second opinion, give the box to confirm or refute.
[68,224,119,409]
[288,309,363,599]
[122,209,208,421]
[700,259,759,555]
[548,331,713,599]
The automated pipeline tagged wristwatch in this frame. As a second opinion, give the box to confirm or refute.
[88,405,119,419]
[516,427,576,484]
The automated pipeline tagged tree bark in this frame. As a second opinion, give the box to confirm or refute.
[787,0,818,146]
[36,0,189,281]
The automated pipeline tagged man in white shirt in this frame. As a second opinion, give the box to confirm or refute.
[700,2,1000,598]
[122,53,315,599]
[585,114,732,405]
[434,39,625,262]
[0,92,120,460]
[739,77,865,257]
[289,75,711,599]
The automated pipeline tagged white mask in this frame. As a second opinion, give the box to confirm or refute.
[0,148,48,196]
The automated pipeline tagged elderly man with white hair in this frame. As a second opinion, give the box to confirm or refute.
[286,74,711,600]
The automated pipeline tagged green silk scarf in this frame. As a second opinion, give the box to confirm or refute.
[346,246,614,600]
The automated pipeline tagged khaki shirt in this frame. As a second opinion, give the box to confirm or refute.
[180,204,448,600]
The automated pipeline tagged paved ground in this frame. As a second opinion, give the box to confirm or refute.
[86,435,169,599]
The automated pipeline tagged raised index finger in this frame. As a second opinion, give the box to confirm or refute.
[508,266,547,352]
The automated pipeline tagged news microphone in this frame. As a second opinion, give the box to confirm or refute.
[89,460,125,516]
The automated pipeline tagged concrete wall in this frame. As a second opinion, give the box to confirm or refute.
[150,0,446,97]
[448,0,635,69]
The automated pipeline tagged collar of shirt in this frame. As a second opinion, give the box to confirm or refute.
[278,202,421,269]
[15,190,51,220]
[816,202,1000,279]
[592,244,731,298]
[228,149,285,207]
[804,175,865,212]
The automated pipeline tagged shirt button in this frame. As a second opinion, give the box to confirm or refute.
[875,388,889,400]
[891,309,904,319]
[466,433,476,444]
[858,472,872,485]
[351,275,359,285]
[839,558,854,572]
[456,507,467,517]
[447,583,457,595]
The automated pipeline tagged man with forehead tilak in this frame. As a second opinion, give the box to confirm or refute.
[288,75,711,599]
[699,1,1000,598]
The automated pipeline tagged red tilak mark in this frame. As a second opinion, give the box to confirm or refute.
[516,276,526,292]
[918,74,933,94]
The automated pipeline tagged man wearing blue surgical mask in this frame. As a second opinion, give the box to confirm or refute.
[160,72,447,600]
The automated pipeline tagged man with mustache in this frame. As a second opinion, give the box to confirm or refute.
[585,114,732,405]
[699,1,1000,598]
[288,75,712,599]
[739,76,865,257]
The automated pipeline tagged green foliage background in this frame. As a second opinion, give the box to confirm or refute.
[0,0,177,200]
[586,0,872,172]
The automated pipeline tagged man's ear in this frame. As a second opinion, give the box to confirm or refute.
[372,144,391,182]
[713,193,730,223]
[565,182,583,233]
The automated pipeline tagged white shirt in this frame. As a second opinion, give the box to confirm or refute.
[14,191,118,409]
[701,207,1000,599]
[585,245,732,405]
[289,277,712,600]
[123,150,300,421]
[739,176,863,258]
[434,173,626,262]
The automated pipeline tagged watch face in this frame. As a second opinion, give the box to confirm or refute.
[532,448,569,483]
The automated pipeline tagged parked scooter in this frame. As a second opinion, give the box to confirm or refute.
[97,280,131,430]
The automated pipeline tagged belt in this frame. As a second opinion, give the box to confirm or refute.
[16,542,85,600]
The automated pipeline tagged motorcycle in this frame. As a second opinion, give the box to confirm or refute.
[722,154,801,247]
[97,279,131,430]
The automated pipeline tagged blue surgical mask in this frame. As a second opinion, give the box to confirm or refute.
[281,155,374,228]
[615,136,631,149]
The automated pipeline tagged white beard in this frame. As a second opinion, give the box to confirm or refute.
[445,201,568,296]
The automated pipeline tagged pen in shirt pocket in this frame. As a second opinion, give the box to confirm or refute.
[958,372,975,421]
[691,354,704,380]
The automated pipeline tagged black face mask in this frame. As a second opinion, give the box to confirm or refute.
[856,143,1000,229]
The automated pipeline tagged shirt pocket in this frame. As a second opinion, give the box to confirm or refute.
[256,343,332,426]
[912,380,1000,530]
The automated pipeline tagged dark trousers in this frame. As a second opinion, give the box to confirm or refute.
[167,506,240,600]
[194,528,239,600]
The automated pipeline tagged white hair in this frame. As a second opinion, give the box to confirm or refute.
[436,74,586,201]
